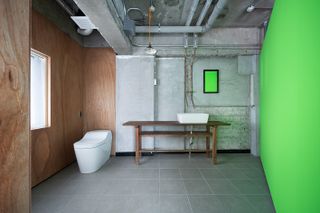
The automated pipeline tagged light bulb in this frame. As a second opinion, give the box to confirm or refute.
[246,5,255,13]
[145,45,157,55]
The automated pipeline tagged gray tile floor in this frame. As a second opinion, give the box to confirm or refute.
[32,153,275,213]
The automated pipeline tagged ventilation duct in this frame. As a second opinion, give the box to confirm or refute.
[77,28,93,36]
[71,16,97,36]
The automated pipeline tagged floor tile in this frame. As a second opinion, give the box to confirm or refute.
[183,179,212,195]
[159,195,192,213]
[180,169,202,179]
[33,179,78,196]
[245,195,276,213]
[206,179,241,195]
[218,168,248,179]
[230,179,270,195]
[160,180,187,194]
[199,169,225,179]
[32,153,275,212]
[218,195,257,213]
[94,195,159,213]
[104,180,159,195]
[160,169,181,179]
[32,195,72,213]
[189,195,225,213]
[241,168,266,179]
[60,195,99,213]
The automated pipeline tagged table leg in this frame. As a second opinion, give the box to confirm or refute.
[212,126,217,164]
[135,126,141,164]
[206,126,210,158]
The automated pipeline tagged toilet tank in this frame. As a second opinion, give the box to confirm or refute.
[83,130,112,141]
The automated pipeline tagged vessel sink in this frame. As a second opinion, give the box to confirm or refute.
[177,113,209,124]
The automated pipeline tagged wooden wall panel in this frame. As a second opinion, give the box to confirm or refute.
[0,0,30,212]
[83,49,116,155]
[31,11,83,186]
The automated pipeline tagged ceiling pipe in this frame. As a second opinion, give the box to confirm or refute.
[136,26,203,33]
[185,0,200,26]
[204,0,227,31]
[135,0,227,34]
[184,0,200,48]
[196,0,213,26]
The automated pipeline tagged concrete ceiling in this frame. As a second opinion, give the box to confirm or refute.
[34,0,274,54]
[125,0,274,27]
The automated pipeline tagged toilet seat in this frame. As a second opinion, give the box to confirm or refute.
[74,139,105,149]
[73,130,112,173]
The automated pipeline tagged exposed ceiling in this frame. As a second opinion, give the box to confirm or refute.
[124,0,274,27]
[34,0,274,54]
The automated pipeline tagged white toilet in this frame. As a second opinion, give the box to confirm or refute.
[73,130,112,173]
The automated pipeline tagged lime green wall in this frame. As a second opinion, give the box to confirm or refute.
[260,0,320,212]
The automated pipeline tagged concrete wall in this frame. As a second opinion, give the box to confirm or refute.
[193,57,250,106]
[115,54,257,152]
[155,58,185,149]
[115,28,261,153]
[187,56,253,150]
[116,56,155,152]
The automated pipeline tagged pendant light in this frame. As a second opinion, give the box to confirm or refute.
[145,4,157,55]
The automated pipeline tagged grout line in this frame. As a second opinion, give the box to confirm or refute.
[179,168,194,213]
[199,168,214,195]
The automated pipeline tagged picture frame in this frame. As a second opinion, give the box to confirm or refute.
[203,69,219,93]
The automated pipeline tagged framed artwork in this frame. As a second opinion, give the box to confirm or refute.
[203,70,219,93]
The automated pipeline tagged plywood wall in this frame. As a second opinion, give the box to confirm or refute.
[31,11,116,186]
[83,49,116,155]
[31,11,84,186]
[0,0,30,212]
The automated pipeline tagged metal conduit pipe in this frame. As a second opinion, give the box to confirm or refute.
[196,0,213,26]
[204,0,227,31]
[184,0,200,48]
[186,0,200,26]
[135,0,227,34]
[131,40,261,49]
[135,26,204,33]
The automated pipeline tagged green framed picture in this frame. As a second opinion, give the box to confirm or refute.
[203,70,219,93]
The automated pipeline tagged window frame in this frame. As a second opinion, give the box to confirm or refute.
[30,48,51,130]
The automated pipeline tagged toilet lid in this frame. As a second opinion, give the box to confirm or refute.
[74,139,105,149]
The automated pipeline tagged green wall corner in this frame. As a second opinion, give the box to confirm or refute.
[260,0,320,212]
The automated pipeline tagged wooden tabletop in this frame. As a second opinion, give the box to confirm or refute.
[123,121,230,127]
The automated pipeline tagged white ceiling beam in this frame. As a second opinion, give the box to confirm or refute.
[73,0,132,54]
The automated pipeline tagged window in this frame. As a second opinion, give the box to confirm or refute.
[203,70,219,93]
[30,49,51,130]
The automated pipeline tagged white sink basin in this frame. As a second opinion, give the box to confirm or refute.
[177,113,209,124]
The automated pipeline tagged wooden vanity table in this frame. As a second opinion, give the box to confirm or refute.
[123,121,230,164]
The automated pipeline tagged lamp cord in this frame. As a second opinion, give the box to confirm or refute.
[148,7,152,47]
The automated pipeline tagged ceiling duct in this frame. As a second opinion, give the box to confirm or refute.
[71,16,97,36]
[123,15,136,36]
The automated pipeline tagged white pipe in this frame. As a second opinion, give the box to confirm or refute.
[196,0,213,26]
[185,0,200,26]
[204,0,227,31]
[136,26,204,33]
[135,0,227,34]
